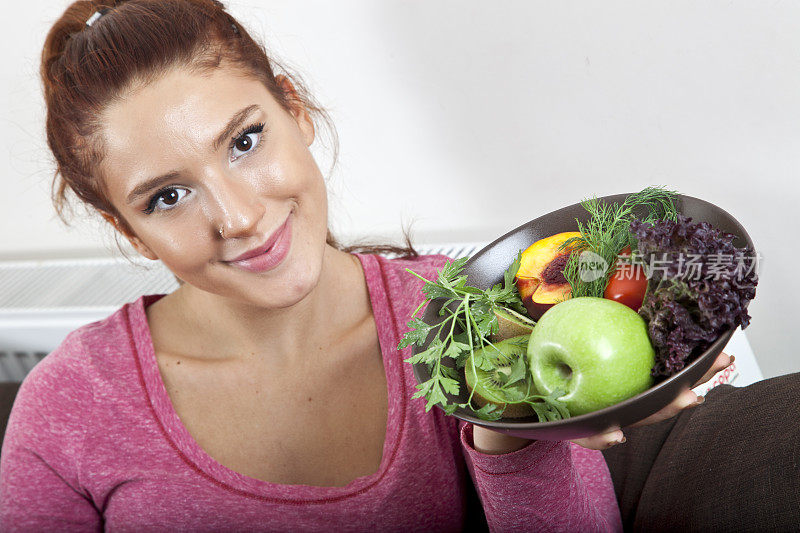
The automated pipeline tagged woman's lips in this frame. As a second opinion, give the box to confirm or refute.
[226,216,292,273]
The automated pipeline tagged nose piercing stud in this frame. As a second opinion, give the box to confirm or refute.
[218,226,225,238]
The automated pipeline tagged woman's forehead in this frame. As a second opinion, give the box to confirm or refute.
[103,69,273,147]
[98,67,274,193]
[104,67,270,135]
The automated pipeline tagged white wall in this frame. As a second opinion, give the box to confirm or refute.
[2,1,798,378]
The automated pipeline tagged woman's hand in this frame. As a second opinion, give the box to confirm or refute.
[472,351,733,454]
[571,350,734,450]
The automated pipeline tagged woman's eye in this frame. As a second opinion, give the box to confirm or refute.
[230,123,264,160]
[146,187,190,213]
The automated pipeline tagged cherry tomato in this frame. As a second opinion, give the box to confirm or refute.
[603,246,648,311]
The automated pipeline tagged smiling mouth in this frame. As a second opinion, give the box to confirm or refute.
[225,215,293,273]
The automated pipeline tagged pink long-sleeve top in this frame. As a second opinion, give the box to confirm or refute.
[0,253,621,532]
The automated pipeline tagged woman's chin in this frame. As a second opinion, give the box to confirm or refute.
[172,240,329,310]
[222,261,323,310]
[256,275,320,309]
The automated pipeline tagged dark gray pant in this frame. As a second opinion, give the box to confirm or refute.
[602,373,800,532]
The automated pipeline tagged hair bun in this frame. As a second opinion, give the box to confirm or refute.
[41,2,110,97]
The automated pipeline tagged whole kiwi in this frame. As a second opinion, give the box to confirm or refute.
[464,335,536,418]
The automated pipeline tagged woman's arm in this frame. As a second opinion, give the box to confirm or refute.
[461,424,622,532]
[0,356,102,532]
[0,442,102,531]
[460,351,733,531]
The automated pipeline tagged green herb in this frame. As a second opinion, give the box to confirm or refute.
[560,186,680,298]
[399,253,568,421]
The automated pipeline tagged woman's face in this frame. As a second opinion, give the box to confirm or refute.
[99,65,330,308]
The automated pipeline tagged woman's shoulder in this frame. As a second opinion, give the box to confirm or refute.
[352,253,452,337]
[384,253,453,270]
[361,253,452,291]
[10,297,148,422]
[31,298,145,380]
[0,300,150,512]
[2,320,103,469]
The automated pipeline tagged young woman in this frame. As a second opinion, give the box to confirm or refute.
[0,1,730,530]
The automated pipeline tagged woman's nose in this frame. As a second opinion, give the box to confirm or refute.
[207,175,266,239]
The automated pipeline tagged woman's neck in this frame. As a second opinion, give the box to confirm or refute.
[147,246,371,367]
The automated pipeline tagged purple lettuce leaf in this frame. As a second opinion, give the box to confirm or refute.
[630,214,758,377]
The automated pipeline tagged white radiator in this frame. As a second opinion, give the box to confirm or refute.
[0,256,178,381]
[0,242,762,391]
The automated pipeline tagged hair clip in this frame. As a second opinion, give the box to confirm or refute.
[86,8,111,28]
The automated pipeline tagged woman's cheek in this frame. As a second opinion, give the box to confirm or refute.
[151,223,214,273]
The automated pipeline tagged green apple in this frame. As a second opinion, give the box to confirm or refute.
[527,296,655,416]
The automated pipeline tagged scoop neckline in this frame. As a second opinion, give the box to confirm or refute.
[128,253,405,503]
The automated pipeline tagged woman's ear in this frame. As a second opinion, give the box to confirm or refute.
[100,211,158,261]
[275,74,315,146]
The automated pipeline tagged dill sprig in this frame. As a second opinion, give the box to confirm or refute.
[560,186,680,298]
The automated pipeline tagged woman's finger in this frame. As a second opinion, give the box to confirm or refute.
[628,388,702,428]
[571,429,625,450]
[695,351,734,387]
[572,351,733,449]
[626,351,731,430]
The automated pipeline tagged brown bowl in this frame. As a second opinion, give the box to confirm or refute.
[411,192,753,440]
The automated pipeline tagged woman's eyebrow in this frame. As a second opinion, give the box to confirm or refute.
[212,104,261,151]
[126,171,181,204]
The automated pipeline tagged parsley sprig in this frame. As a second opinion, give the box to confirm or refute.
[399,254,568,421]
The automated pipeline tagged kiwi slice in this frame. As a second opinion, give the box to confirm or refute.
[464,335,536,418]
[492,307,535,342]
